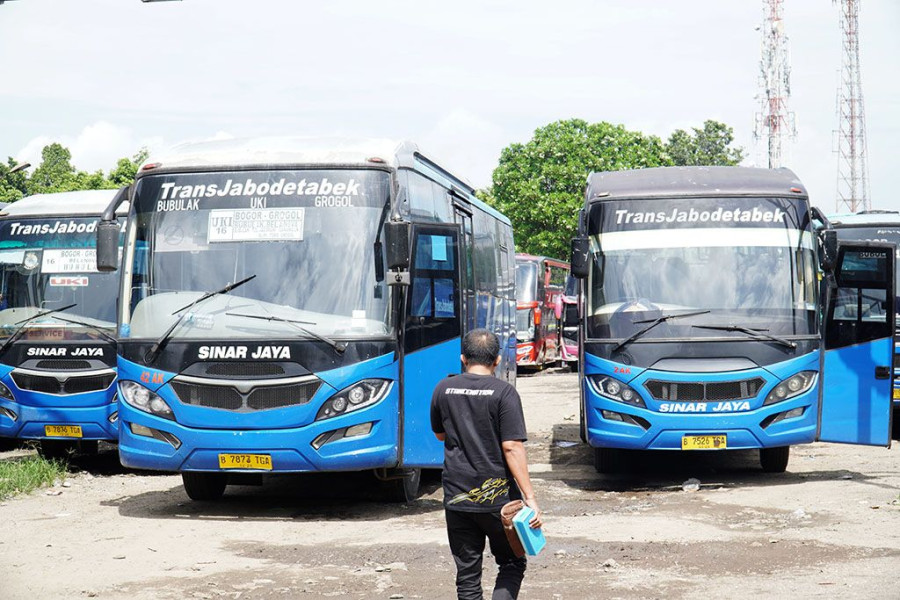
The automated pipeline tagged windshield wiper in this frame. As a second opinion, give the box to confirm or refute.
[225,312,347,353]
[171,275,257,315]
[52,316,118,345]
[611,310,710,353]
[0,304,78,355]
[691,324,797,349]
[146,275,256,363]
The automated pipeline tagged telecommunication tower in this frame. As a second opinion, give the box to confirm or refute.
[834,0,870,213]
[754,0,796,169]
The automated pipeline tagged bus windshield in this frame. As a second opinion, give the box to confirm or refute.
[0,217,120,339]
[515,262,537,303]
[123,169,392,340]
[586,197,818,341]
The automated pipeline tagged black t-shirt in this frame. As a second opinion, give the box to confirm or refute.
[430,372,527,513]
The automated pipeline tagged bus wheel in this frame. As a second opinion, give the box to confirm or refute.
[593,447,628,474]
[182,472,227,501]
[760,446,790,473]
[569,361,579,373]
[38,440,74,462]
[384,468,421,503]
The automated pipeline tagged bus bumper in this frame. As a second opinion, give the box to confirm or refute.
[584,390,818,450]
[117,399,400,473]
[516,342,538,365]
[0,396,119,441]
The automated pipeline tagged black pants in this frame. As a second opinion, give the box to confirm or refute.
[445,509,527,600]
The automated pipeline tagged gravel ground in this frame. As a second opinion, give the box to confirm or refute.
[2,368,900,599]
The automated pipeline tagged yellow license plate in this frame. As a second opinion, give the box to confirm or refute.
[893,388,900,400]
[682,435,727,450]
[44,425,82,438]
[218,453,272,470]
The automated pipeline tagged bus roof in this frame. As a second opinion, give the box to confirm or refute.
[0,189,125,218]
[137,136,510,226]
[828,211,900,227]
[586,166,807,203]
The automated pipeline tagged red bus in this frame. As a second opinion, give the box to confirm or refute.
[554,274,580,371]
[515,254,569,369]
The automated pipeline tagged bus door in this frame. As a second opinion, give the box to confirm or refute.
[402,224,462,466]
[453,200,476,333]
[819,242,895,446]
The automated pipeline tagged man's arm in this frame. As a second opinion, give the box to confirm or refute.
[501,439,542,528]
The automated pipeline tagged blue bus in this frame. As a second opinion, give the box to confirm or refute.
[96,138,516,501]
[569,166,894,473]
[0,191,125,459]
[830,210,900,439]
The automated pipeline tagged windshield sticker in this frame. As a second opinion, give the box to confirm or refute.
[7,220,97,236]
[597,228,814,251]
[49,276,89,287]
[614,207,785,226]
[159,177,360,204]
[41,249,99,274]
[207,208,305,242]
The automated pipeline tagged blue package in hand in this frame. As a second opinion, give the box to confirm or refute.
[512,506,546,556]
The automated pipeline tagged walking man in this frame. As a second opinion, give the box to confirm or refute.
[431,328,542,600]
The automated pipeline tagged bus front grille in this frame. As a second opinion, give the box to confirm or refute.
[170,376,322,412]
[11,371,116,395]
[645,377,765,403]
[35,360,92,371]
[203,362,286,378]
[170,382,243,410]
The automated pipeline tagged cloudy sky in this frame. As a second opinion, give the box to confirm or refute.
[1,0,897,212]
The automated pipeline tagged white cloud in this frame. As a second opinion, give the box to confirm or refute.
[420,109,508,189]
[15,122,165,173]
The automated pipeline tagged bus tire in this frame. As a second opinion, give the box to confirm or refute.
[384,468,421,503]
[38,440,74,462]
[760,446,790,473]
[182,472,227,501]
[569,361,579,373]
[593,447,628,474]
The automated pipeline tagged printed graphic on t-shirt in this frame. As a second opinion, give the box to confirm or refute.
[447,477,511,506]
[445,388,495,396]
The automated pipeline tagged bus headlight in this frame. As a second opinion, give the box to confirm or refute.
[119,380,175,420]
[763,371,817,406]
[0,381,14,401]
[316,379,391,421]
[587,376,645,408]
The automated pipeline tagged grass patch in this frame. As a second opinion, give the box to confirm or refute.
[0,455,67,500]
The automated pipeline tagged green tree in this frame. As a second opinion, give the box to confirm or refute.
[26,143,77,194]
[0,158,29,203]
[486,119,670,259]
[665,120,744,167]
[108,148,149,187]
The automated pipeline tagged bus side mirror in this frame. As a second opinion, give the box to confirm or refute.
[384,221,410,271]
[819,229,837,272]
[570,237,589,279]
[96,221,120,272]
